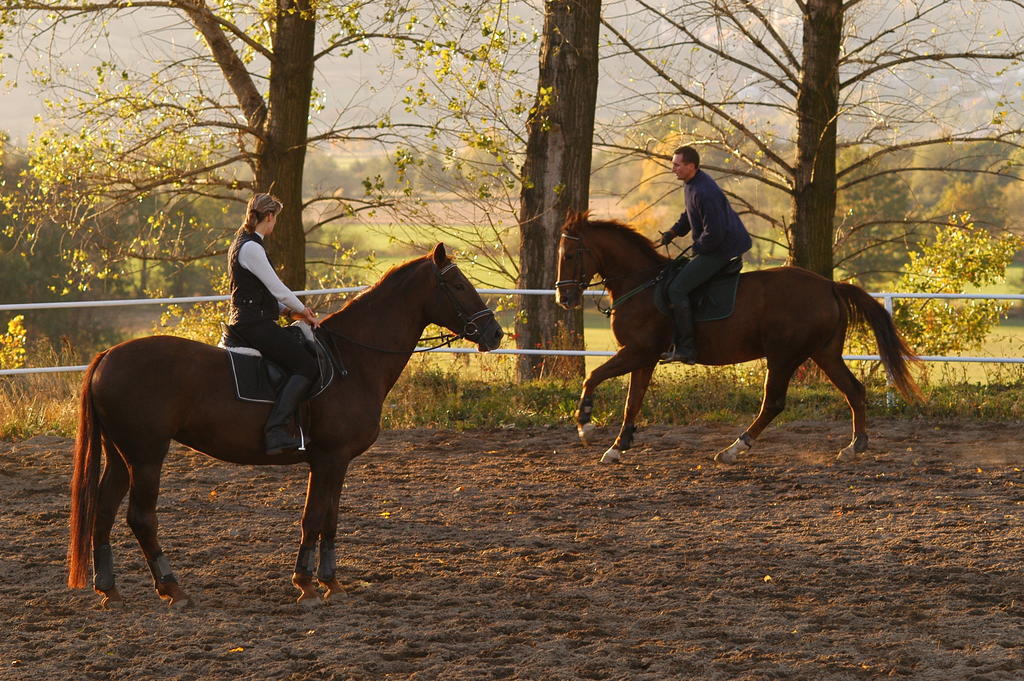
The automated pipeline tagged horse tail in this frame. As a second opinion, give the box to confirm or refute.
[834,283,923,403]
[67,350,108,589]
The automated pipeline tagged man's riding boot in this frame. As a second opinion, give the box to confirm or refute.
[265,375,313,455]
[659,301,698,364]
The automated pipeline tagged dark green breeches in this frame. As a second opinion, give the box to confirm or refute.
[666,253,731,305]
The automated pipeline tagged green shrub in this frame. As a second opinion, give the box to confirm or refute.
[848,215,1023,358]
[0,315,27,370]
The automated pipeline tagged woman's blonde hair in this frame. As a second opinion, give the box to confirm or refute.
[241,192,283,232]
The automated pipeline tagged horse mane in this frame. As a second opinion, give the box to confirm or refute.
[583,217,666,262]
[323,255,434,321]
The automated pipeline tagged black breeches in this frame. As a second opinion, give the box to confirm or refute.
[230,320,318,380]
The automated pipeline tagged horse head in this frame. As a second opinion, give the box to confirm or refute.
[426,243,503,351]
[555,211,598,310]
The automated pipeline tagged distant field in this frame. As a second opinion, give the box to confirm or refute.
[319,215,1024,383]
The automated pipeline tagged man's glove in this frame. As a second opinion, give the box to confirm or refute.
[658,230,675,246]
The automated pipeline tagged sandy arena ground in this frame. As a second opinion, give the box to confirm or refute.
[1,419,1023,680]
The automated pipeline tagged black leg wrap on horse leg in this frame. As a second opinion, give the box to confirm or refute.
[295,544,317,576]
[93,543,115,591]
[147,553,177,585]
[615,424,637,451]
[317,541,337,582]
[854,432,869,453]
[577,396,594,424]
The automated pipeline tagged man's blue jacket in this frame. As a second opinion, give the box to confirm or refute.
[668,169,752,259]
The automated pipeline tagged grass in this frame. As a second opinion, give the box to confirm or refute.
[0,370,81,440]
[7,351,1024,442]
[7,257,1024,439]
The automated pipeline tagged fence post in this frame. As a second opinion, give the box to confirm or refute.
[884,294,896,408]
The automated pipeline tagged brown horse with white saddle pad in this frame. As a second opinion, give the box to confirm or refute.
[68,244,502,607]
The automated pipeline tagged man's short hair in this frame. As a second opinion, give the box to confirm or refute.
[673,146,700,168]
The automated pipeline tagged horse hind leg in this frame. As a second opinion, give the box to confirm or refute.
[91,437,130,608]
[716,356,804,464]
[812,350,868,459]
[576,395,596,445]
[123,452,191,608]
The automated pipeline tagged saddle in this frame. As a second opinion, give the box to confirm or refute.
[218,322,343,404]
[654,256,743,321]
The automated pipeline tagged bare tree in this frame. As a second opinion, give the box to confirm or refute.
[516,0,601,379]
[600,0,1024,279]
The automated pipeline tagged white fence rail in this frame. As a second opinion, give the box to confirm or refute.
[3,289,1024,376]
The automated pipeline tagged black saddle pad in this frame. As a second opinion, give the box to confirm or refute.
[654,257,742,322]
[221,325,340,403]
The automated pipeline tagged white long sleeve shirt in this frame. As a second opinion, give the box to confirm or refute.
[237,233,305,315]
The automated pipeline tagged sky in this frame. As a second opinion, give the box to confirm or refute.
[1,10,401,145]
[3,2,1022,147]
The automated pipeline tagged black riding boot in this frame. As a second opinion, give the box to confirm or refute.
[265,375,313,455]
[659,301,697,364]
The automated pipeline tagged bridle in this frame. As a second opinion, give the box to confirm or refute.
[554,232,599,292]
[435,261,497,342]
[320,260,496,354]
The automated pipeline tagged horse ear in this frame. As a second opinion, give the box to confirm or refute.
[562,210,586,235]
[430,242,448,265]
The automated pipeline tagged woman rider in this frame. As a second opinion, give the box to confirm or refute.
[227,193,319,455]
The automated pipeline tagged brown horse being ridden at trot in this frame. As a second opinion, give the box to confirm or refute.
[554,212,921,464]
[68,244,503,608]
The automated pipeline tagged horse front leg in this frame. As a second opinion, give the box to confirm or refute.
[293,460,347,606]
[574,347,651,451]
[316,462,351,602]
[600,364,657,464]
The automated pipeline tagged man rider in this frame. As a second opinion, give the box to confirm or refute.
[658,145,752,363]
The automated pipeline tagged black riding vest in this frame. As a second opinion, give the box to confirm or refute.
[228,230,280,325]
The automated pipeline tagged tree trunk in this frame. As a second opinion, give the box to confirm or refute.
[790,0,843,279]
[515,0,601,380]
[256,0,316,291]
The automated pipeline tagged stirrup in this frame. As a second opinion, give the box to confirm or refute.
[659,346,697,365]
[265,428,303,455]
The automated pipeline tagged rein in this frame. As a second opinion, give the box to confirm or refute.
[558,231,686,317]
[320,326,466,355]
[595,277,661,318]
[319,261,495,355]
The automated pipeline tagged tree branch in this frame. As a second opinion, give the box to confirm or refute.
[842,50,1024,90]
[837,134,1024,182]
[601,16,794,176]
[171,0,267,129]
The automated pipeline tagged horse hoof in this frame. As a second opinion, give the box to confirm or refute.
[599,447,622,464]
[837,442,859,460]
[296,593,324,609]
[836,433,868,460]
[319,578,344,602]
[714,449,738,465]
[578,422,595,445]
[714,436,751,465]
[159,592,192,609]
[98,595,124,610]
[157,583,191,609]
